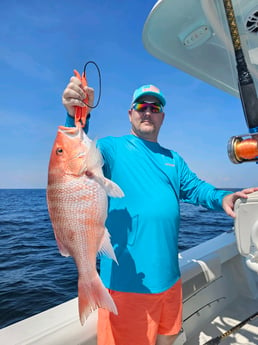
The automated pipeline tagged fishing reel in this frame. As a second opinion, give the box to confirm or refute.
[227,132,258,164]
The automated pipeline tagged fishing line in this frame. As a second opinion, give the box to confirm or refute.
[82,60,102,109]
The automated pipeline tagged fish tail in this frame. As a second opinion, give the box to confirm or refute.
[78,274,118,325]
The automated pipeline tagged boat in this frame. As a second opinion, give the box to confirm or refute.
[1,210,257,345]
[142,0,258,98]
[1,1,258,344]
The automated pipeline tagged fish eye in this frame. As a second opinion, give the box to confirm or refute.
[56,147,63,155]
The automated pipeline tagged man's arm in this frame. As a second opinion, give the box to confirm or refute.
[177,154,258,217]
[222,187,258,217]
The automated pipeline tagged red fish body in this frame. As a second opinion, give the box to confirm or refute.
[47,125,124,325]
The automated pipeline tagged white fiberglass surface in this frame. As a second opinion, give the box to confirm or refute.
[142,0,258,97]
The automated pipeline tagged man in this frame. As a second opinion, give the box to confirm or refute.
[62,76,257,345]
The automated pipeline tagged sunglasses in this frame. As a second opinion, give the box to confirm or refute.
[132,102,163,113]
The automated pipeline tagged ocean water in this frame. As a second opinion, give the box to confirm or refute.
[0,188,236,329]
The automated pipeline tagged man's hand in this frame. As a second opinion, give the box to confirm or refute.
[62,76,94,116]
[222,187,258,218]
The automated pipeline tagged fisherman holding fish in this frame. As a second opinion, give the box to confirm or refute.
[60,76,258,345]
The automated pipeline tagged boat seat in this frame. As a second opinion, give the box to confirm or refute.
[234,191,258,273]
[181,253,221,301]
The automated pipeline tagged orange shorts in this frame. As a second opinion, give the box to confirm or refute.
[97,279,182,345]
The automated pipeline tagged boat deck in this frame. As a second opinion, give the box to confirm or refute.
[187,297,258,345]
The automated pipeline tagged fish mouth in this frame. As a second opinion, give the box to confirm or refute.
[58,125,81,139]
[58,125,87,174]
[58,125,87,144]
[58,126,86,157]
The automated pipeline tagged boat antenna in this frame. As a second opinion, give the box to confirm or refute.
[223,0,258,163]
[203,311,258,345]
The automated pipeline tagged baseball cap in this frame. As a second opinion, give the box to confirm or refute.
[131,84,166,106]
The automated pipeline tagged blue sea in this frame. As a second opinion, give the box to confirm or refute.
[0,188,236,329]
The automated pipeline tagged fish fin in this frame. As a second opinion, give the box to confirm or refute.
[55,237,70,257]
[78,274,118,325]
[84,138,124,198]
[98,228,118,265]
[93,175,124,198]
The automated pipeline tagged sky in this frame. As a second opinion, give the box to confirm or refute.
[0,0,257,189]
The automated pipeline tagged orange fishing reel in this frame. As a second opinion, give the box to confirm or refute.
[228,133,258,163]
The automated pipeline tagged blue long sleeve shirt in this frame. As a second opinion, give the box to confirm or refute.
[65,114,231,293]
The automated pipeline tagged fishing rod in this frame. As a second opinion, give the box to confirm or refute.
[223,0,258,163]
[203,311,258,345]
